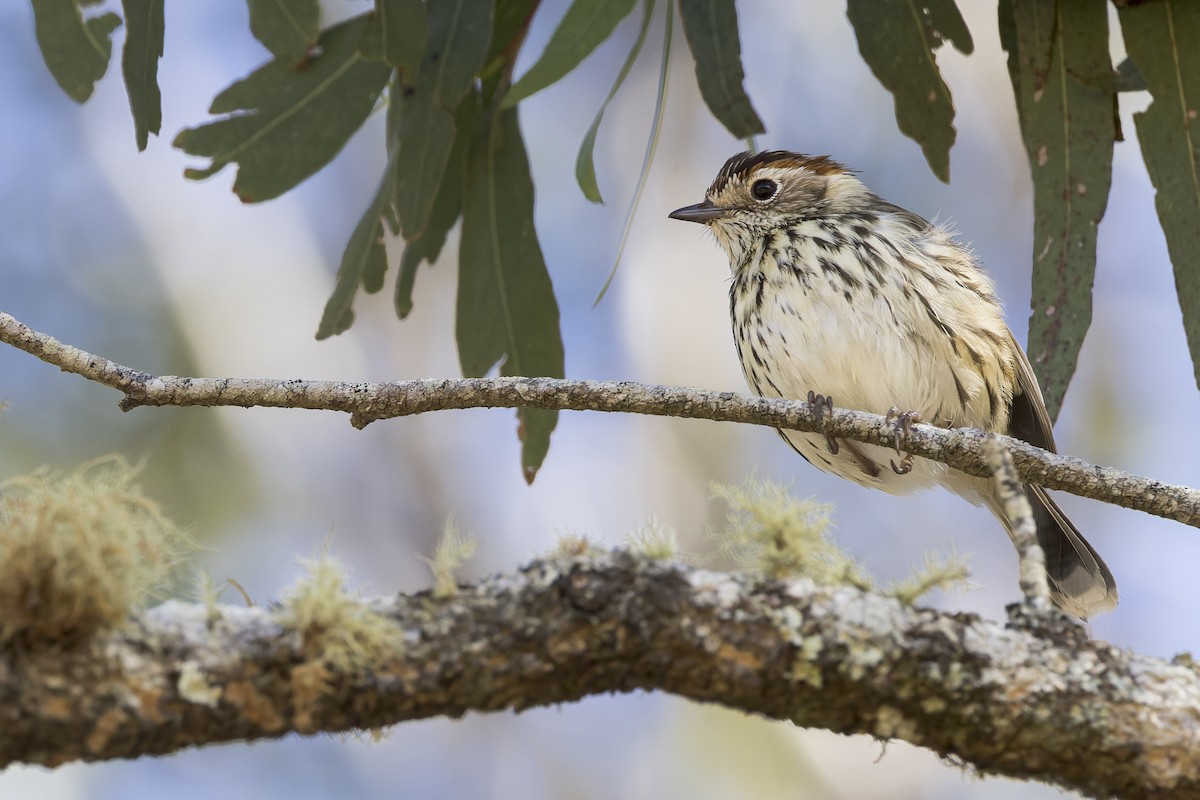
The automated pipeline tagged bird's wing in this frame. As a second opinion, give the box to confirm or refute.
[1005,328,1057,454]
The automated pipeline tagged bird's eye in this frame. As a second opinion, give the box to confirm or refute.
[751,179,778,202]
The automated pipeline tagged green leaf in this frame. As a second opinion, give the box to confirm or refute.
[425,0,494,109]
[487,0,541,65]
[120,0,164,151]
[392,100,457,239]
[1113,56,1147,94]
[677,0,763,139]
[1118,2,1200,396]
[846,0,973,182]
[246,0,319,64]
[575,0,656,203]
[315,169,394,340]
[1001,0,1114,421]
[173,15,392,203]
[502,0,639,109]
[378,0,426,81]
[389,0,493,239]
[31,0,122,103]
[395,93,481,318]
[457,109,564,482]
[594,0,670,304]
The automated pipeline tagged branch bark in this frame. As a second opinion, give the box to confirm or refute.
[3,551,1198,799]
[2,310,1196,527]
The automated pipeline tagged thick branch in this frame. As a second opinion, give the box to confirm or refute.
[3,551,1198,799]
[2,311,1196,526]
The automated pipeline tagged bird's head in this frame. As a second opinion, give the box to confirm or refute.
[669,151,867,263]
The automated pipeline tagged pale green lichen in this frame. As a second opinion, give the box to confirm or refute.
[789,634,826,688]
[178,661,223,707]
[885,550,972,606]
[874,704,917,740]
[419,517,478,599]
[550,532,605,558]
[277,548,396,673]
[0,456,190,644]
[627,516,681,561]
[713,479,870,588]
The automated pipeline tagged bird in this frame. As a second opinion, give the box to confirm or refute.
[669,150,1116,617]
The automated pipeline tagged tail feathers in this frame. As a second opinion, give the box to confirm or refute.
[1026,486,1117,618]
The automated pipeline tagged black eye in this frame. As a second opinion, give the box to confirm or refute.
[751,178,778,201]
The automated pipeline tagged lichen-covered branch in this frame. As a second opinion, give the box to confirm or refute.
[2,310,1197,526]
[2,551,1197,799]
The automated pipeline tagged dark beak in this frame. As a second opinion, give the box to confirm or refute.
[669,200,729,224]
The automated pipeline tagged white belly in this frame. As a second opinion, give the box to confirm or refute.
[729,226,1008,496]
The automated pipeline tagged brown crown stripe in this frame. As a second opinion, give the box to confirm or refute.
[708,151,849,196]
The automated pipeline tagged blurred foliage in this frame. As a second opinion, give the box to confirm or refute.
[999,0,1114,422]
[1117,2,1200,400]
[847,0,972,183]
[25,0,1200,472]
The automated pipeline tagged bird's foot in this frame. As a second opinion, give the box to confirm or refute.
[807,391,838,454]
[885,407,923,475]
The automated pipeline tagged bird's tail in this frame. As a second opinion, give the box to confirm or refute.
[1024,486,1117,618]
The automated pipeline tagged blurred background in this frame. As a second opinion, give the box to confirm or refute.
[1,1,1195,798]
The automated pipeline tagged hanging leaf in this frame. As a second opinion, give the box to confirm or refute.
[1000,0,1114,422]
[390,0,493,240]
[846,0,972,182]
[174,15,392,203]
[395,93,481,319]
[676,0,763,139]
[424,0,494,108]
[315,169,394,340]
[594,0,671,304]
[246,0,319,64]
[1118,2,1200,396]
[31,0,122,103]
[120,0,164,151]
[575,0,656,203]
[503,0,638,109]
[378,0,426,81]
[457,109,565,482]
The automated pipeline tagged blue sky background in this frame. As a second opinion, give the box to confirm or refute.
[1,2,1196,798]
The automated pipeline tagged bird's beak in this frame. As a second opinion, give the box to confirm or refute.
[669,200,729,224]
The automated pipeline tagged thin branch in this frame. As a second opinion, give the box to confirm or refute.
[2,550,1197,800]
[2,310,1197,526]
[983,435,1051,606]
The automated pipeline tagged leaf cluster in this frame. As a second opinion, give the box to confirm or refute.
[27,0,1200,474]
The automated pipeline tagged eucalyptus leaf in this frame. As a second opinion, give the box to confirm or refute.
[174,15,392,203]
[457,109,564,482]
[390,0,493,239]
[120,0,164,151]
[316,169,394,340]
[487,0,542,66]
[677,0,763,139]
[395,94,481,319]
[503,0,638,109]
[846,0,972,182]
[1118,2,1200,395]
[31,0,121,103]
[424,0,494,108]
[594,0,670,304]
[575,0,656,203]
[392,100,457,240]
[1113,56,1147,94]
[1001,0,1114,421]
[378,0,426,80]
[246,0,319,64]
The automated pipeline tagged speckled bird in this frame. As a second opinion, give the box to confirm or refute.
[670,150,1116,617]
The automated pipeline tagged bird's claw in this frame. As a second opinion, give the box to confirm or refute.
[885,407,923,475]
[808,391,838,454]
